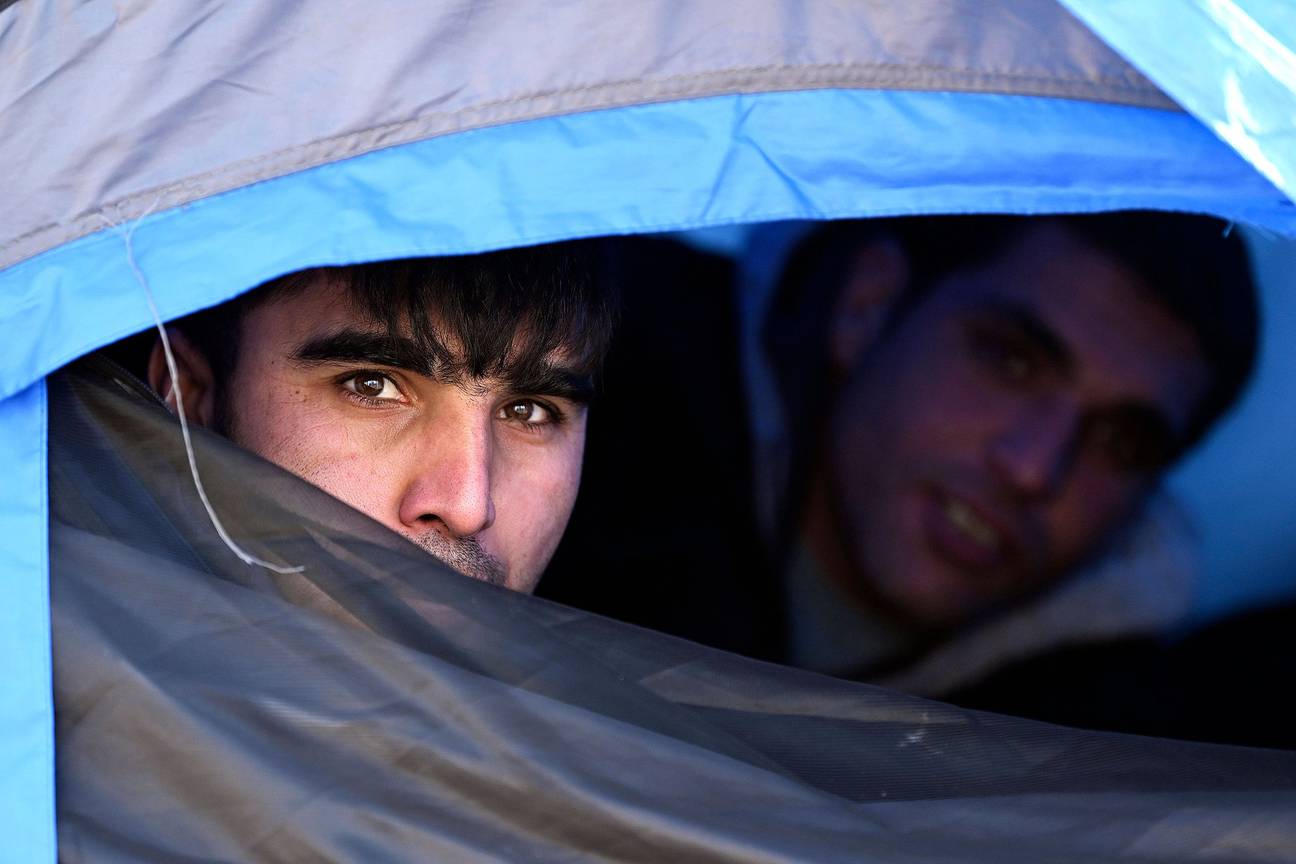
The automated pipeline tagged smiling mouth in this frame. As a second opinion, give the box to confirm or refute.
[942,496,1000,552]
[920,488,1015,574]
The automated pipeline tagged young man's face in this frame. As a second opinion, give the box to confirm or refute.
[190,277,590,594]
[827,222,1211,630]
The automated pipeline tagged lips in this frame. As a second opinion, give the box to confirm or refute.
[944,496,999,550]
[922,487,1021,575]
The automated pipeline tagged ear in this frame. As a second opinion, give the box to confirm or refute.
[828,237,910,373]
[147,328,219,428]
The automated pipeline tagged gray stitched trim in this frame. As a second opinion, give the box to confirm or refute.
[2,63,1177,271]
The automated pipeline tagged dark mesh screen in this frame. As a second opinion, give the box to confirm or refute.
[51,357,1296,862]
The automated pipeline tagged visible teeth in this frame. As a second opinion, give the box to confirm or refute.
[944,499,999,549]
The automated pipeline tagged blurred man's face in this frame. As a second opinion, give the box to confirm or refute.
[174,277,590,594]
[828,222,1210,629]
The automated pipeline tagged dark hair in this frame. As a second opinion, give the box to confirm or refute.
[766,212,1260,466]
[171,240,616,423]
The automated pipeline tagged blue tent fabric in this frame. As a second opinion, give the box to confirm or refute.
[1061,0,1296,203]
[0,379,53,863]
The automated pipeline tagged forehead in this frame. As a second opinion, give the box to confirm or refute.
[924,222,1211,427]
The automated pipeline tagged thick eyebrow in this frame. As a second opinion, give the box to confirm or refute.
[292,330,436,377]
[291,328,595,404]
[972,300,1185,442]
[976,299,1073,377]
[504,363,596,405]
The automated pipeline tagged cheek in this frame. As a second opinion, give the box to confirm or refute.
[241,399,343,471]
[231,387,403,511]
[830,350,972,492]
[494,438,585,552]
[1046,470,1147,561]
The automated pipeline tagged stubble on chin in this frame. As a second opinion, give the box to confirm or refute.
[408,532,508,587]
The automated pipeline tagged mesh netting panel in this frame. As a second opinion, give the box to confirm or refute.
[51,358,1296,862]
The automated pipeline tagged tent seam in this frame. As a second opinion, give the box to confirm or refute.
[0,65,1175,271]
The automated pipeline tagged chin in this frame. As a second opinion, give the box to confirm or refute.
[509,576,541,595]
[873,559,988,632]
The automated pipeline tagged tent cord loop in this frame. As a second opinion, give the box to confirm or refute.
[102,202,304,575]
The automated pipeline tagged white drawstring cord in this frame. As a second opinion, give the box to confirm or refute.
[106,202,304,574]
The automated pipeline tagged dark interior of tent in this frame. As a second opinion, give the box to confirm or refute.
[544,222,1296,752]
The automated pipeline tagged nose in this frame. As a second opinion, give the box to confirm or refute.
[397,419,496,538]
[988,401,1080,501]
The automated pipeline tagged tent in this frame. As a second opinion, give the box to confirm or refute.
[3,0,1295,860]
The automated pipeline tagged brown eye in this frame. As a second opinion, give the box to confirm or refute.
[1084,408,1176,473]
[968,326,1039,385]
[355,375,384,397]
[499,400,553,426]
[343,372,400,401]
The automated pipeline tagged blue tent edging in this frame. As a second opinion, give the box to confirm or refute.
[0,379,53,864]
[1,87,1292,403]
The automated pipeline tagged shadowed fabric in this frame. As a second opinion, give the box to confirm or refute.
[51,358,1296,862]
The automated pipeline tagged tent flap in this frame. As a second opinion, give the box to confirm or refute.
[1061,0,1296,203]
[50,359,1296,862]
[0,380,53,864]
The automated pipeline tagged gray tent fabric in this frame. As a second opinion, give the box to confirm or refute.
[51,357,1296,862]
[0,0,1171,273]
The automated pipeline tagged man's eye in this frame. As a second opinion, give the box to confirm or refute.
[342,372,401,402]
[499,399,554,427]
[968,327,1038,384]
[1085,411,1175,473]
